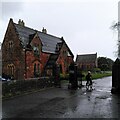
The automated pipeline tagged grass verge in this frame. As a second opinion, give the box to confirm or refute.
[82,71,112,81]
[61,71,112,82]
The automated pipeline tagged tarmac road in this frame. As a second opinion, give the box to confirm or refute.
[0,81,2,120]
[2,76,120,118]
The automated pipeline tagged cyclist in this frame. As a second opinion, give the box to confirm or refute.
[86,71,92,91]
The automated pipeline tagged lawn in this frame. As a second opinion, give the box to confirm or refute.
[82,71,112,81]
[61,71,112,83]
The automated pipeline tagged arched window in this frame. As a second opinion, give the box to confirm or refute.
[8,65,10,75]
[7,64,15,77]
[60,64,62,73]
[34,63,40,77]
[8,41,13,49]
[34,63,36,76]
[38,64,40,73]
[11,66,14,75]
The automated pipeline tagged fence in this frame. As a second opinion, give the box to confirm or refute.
[2,77,54,98]
[111,58,120,94]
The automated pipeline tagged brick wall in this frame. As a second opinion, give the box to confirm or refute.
[2,19,25,80]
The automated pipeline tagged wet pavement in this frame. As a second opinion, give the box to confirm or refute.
[2,76,120,118]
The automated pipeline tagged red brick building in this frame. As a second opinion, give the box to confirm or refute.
[2,18,74,80]
[76,53,97,71]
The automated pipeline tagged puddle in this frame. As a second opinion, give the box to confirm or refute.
[107,98,112,101]
[96,96,108,99]
[96,89,104,92]
[96,89,111,93]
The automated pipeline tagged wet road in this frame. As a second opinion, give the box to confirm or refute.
[0,81,2,120]
[2,76,120,118]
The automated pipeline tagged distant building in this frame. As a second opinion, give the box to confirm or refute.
[76,53,97,71]
[2,18,74,80]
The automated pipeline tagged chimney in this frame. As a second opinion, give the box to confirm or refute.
[42,27,47,34]
[18,19,25,26]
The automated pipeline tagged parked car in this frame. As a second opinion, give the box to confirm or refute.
[0,76,11,82]
[0,76,6,81]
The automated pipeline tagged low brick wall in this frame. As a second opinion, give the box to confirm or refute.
[111,58,120,94]
[2,77,54,98]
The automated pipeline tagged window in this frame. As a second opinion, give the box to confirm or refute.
[33,46,39,57]
[63,50,67,56]
[34,63,40,77]
[38,64,40,73]
[56,44,60,52]
[34,63,36,76]
[7,64,15,77]
[11,66,14,75]
[67,51,71,56]
[60,64,62,73]
[9,41,13,49]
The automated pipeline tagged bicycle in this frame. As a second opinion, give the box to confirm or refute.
[86,81,93,91]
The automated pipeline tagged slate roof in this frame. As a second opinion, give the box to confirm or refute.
[76,53,97,63]
[14,23,63,54]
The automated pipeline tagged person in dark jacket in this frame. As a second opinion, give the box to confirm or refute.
[86,71,92,90]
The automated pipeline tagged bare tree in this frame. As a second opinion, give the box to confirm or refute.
[112,22,120,58]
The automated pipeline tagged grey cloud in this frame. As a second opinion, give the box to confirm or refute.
[2,2,23,18]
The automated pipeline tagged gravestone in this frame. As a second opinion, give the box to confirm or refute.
[111,58,120,94]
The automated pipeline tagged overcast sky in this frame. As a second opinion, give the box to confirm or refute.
[0,0,119,60]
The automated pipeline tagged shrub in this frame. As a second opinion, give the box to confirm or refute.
[93,68,101,73]
[60,74,69,80]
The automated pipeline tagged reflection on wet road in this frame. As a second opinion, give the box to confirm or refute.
[2,76,120,118]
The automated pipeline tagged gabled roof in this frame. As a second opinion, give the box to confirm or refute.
[14,23,63,54]
[44,54,59,68]
[76,53,97,63]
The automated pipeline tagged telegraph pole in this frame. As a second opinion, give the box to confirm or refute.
[0,42,2,76]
